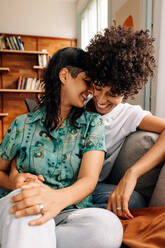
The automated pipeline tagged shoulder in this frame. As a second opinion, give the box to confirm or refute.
[122,103,151,116]
[13,113,28,127]
[78,111,104,126]
[14,107,44,127]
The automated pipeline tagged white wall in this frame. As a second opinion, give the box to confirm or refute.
[77,0,89,13]
[154,0,165,118]
[0,0,77,38]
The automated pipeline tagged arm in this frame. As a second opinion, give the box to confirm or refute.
[0,156,12,190]
[9,149,105,226]
[0,157,44,190]
[107,115,165,218]
[8,159,44,190]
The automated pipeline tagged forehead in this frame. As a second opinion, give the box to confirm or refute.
[94,85,111,91]
[78,71,90,80]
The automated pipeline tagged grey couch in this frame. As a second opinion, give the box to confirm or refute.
[106,130,165,206]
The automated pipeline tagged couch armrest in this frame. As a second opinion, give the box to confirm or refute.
[107,130,163,201]
[149,162,165,206]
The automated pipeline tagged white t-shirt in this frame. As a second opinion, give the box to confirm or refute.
[99,103,151,181]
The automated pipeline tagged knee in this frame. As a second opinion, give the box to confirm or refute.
[92,208,123,248]
[80,208,123,248]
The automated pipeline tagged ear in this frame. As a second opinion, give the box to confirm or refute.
[59,68,69,85]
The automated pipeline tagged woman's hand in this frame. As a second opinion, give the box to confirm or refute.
[9,172,44,190]
[9,181,65,226]
[107,169,138,219]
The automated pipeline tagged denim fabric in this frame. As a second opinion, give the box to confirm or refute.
[93,183,147,209]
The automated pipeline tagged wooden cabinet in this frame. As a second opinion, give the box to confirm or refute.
[0,34,77,141]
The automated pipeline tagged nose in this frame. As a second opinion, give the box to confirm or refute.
[88,89,93,95]
[95,93,107,105]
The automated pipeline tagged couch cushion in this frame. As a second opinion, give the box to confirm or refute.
[107,130,163,201]
[149,162,165,206]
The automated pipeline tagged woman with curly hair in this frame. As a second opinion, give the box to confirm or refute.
[86,25,165,219]
[0,47,123,248]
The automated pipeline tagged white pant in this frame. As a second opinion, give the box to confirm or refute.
[0,189,123,248]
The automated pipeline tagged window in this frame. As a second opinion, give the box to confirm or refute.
[80,0,108,49]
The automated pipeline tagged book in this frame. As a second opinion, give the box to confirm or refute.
[17,75,23,89]
[6,37,12,50]
[30,78,37,90]
[0,36,6,49]
[34,78,41,90]
[21,77,26,89]
[18,36,24,50]
[13,36,19,50]
[3,36,9,49]
[25,77,33,90]
[15,36,22,50]
[9,36,16,50]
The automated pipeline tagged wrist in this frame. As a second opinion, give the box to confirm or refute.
[125,167,140,179]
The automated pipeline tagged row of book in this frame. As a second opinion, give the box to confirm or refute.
[38,53,50,67]
[0,35,24,50]
[17,76,42,90]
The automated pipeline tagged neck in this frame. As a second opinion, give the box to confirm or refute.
[59,104,71,122]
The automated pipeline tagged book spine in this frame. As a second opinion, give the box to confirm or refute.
[0,36,6,49]
[9,36,16,50]
[3,37,9,49]
[6,37,12,49]
[18,36,24,50]
[15,36,22,50]
[17,75,23,89]
[13,36,19,50]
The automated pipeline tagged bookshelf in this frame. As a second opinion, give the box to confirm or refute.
[0,49,49,55]
[0,113,8,117]
[0,67,10,72]
[0,33,77,141]
[0,89,43,93]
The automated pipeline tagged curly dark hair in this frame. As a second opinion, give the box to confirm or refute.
[39,47,90,136]
[86,25,156,98]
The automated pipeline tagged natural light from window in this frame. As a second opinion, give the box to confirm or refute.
[80,0,108,50]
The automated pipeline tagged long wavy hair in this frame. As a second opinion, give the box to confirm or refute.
[86,25,156,99]
[39,47,90,136]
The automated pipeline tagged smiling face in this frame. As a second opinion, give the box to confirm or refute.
[60,68,90,115]
[92,85,124,115]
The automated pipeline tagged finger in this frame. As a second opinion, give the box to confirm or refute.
[106,198,112,211]
[10,187,40,203]
[29,212,50,226]
[38,175,45,182]
[14,204,42,218]
[21,181,42,190]
[111,197,117,215]
[10,196,41,213]
[122,199,134,219]
[116,197,123,217]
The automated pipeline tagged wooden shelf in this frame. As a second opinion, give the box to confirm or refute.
[0,113,8,117]
[0,49,48,55]
[0,89,43,93]
[33,65,45,70]
[0,67,10,72]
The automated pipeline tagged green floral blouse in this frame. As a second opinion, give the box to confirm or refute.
[0,107,106,208]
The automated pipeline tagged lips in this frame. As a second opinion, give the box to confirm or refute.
[81,93,88,102]
[96,102,113,110]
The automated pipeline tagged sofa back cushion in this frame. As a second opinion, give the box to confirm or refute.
[107,130,163,202]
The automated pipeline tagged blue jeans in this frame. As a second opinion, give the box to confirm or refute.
[93,183,147,209]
